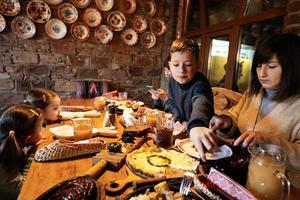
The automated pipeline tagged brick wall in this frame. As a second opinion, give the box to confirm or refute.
[283,0,300,34]
[0,0,176,108]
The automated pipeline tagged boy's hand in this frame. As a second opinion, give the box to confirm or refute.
[148,88,168,102]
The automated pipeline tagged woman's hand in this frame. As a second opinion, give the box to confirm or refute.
[234,131,266,147]
[190,126,218,162]
[148,89,168,102]
[209,115,232,131]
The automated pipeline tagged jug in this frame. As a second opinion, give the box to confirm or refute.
[246,144,290,200]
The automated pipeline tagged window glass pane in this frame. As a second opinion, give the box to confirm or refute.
[207,36,229,87]
[236,17,283,92]
[206,0,238,26]
[244,0,287,16]
[190,36,201,69]
[186,0,200,31]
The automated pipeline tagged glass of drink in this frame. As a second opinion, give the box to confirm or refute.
[94,96,106,112]
[146,110,157,128]
[72,118,93,141]
[246,144,290,200]
[155,113,174,149]
[118,92,128,100]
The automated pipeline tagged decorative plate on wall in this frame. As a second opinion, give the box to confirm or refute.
[119,0,136,14]
[57,3,78,24]
[94,25,113,44]
[0,0,21,16]
[71,22,90,41]
[71,0,91,9]
[121,28,138,46]
[45,18,67,39]
[11,16,36,39]
[27,0,51,23]
[0,14,6,32]
[132,15,147,33]
[141,0,156,16]
[150,18,167,36]
[44,0,63,6]
[95,0,114,12]
[107,11,126,32]
[140,31,156,49]
[82,7,102,28]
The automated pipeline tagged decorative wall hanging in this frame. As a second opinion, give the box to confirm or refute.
[141,0,156,16]
[121,28,138,46]
[150,18,167,36]
[140,31,156,49]
[95,0,114,12]
[119,0,136,14]
[132,15,147,33]
[0,14,5,32]
[82,7,102,28]
[71,0,91,9]
[107,11,126,32]
[57,3,78,24]
[11,16,36,39]
[27,0,51,23]
[94,25,113,44]
[45,18,67,39]
[44,0,63,6]
[0,0,21,16]
[71,22,90,41]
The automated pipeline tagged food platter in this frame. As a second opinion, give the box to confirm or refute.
[132,15,147,33]
[94,25,113,44]
[0,14,5,32]
[45,18,67,39]
[95,0,114,12]
[121,28,138,46]
[118,0,136,14]
[140,31,156,49]
[107,11,126,32]
[71,0,91,9]
[71,22,90,41]
[0,0,21,16]
[26,0,51,23]
[57,3,78,24]
[150,18,167,36]
[82,7,102,28]
[11,16,36,39]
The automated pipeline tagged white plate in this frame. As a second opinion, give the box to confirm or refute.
[71,22,90,41]
[95,0,114,12]
[150,18,167,36]
[121,28,138,46]
[11,16,36,39]
[44,0,63,5]
[94,25,113,44]
[57,3,78,24]
[132,15,147,33]
[82,7,102,28]
[45,18,67,39]
[71,0,91,9]
[107,11,126,32]
[0,0,21,16]
[140,31,156,49]
[119,0,136,14]
[50,125,118,139]
[27,0,51,23]
[0,14,5,32]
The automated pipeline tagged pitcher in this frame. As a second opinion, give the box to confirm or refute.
[246,144,290,200]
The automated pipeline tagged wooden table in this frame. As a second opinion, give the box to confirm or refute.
[18,99,300,200]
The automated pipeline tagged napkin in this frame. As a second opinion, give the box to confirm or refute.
[122,108,138,127]
[60,110,101,120]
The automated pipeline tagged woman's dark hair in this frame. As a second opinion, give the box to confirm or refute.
[249,33,300,100]
[170,38,200,62]
[25,88,58,109]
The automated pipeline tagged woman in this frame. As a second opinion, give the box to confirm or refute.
[191,33,300,171]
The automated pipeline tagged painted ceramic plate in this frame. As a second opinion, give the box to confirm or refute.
[94,25,113,44]
[107,11,126,32]
[150,18,167,36]
[95,0,114,12]
[140,31,156,49]
[44,0,63,5]
[0,0,21,16]
[71,0,91,9]
[132,15,147,33]
[57,3,78,24]
[45,18,67,39]
[119,0,136,14]
[11,16,36,39]
[121,28,138,46]
[71,22,90,41]
[141,0,156,16]
[82,7,102,28]
[26,0,51,23]
[0,14,5,32]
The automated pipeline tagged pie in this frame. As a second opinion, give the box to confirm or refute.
[126,148,199,178]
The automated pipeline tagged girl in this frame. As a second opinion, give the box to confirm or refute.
[25,88,61,124]
[0,104,44,199]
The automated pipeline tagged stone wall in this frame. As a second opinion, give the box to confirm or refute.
[0,0,176,108]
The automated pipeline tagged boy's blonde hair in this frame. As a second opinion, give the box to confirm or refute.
[170,38,200,62]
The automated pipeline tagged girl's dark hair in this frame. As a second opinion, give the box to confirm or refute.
[0,104,41,170]
[249,33,300,100]
[25,88,58,109]
[170,38,200,62]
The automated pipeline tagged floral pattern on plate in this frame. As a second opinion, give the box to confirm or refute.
[121,28,138,46]
[71,0,91,9]
[95,0,114,12]
[45,18,67,39]
[140,31,156,49]
[132,15,147,33]
[82,7,102,28]
[119,0,136,14]
[0,0,21,16]
[71,22,90,41]
[44,0,63,5]
[0,14,6,32]
[27,0,51,23]
[107,11,126,32]
[150,18,167,36]
[57,3,78,24]
[94,25,113,44]
[11,16,36,39]
[141,0,156,16]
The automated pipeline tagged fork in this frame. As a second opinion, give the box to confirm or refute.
[180,172,205,200]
